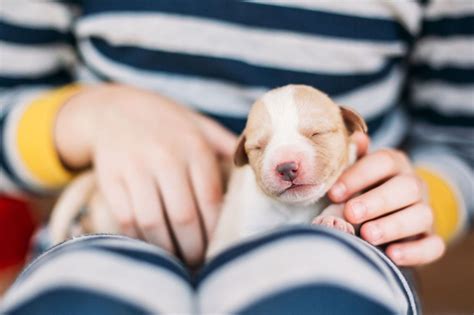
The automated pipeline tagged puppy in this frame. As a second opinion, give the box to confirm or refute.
[207,85,367,257]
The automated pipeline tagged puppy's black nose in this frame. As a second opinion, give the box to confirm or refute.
[276,162,298,182]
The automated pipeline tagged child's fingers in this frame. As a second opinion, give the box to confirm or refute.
[194,114,237,157]
[97,168,137,238]
[124,168,175,254]
[155,159,205,267]
[344,173,424,224]
[350,131,370,157]
[328,149,411,203]
[360,202,433,245]
[386,234,445,266]
[188,144,223,242]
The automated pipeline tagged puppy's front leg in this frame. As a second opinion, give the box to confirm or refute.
[312,204,355,235]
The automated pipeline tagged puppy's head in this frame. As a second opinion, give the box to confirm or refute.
[235,85,367,206]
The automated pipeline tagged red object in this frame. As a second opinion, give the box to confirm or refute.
[0,196,36,269]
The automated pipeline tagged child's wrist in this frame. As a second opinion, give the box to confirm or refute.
[54,85,101,171]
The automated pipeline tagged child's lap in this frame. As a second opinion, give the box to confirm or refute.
[1,227,417,314]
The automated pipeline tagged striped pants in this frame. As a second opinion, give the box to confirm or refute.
[1,227,418,314]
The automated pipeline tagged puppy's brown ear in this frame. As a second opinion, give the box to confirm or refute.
[234,134,248,166]
[340,106,368,134]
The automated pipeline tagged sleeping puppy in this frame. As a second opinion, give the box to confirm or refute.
[207,85,367,257]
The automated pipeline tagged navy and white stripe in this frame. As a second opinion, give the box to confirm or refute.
[405,0,474,222]
[0,0,423,191]
[198,227,416,314]
[408,0,474,125]
[71,0,414,139]
[2,235,194,315]
[2,228,418,314]
[0,1,77,194]
[69,0,470,149]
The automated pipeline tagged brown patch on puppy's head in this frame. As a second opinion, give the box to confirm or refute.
[340,106,368,135]
[234,99,272,168]
[234,134,248,166]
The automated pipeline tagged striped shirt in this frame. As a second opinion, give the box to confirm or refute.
[2,229,419,314]
[1,0,473,241]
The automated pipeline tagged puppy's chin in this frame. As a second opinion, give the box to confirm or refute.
[279,184,328,206]
[259,181,329,206]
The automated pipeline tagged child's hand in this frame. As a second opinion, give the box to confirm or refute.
[328,132,445,266]
[55,84,237,266]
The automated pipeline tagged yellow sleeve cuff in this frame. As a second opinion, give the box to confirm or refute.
[16,85,83,189]
[416,167,462,242]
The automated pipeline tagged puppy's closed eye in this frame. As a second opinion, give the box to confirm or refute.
[246,144,262,151]
[309,129,337,139]
[246,137,269,152]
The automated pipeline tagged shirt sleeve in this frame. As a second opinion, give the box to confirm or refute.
[405,0,474,243]
[0,1,83,197]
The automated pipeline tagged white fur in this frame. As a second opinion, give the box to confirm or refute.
[262,87,313,171]
[49,172,120,244]
[207,164,329,258]
[260,87,319,203]
[49,172,96,244]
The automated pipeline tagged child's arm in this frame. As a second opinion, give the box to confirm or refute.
[404,0,473,244]
[327,1,473,266]
[0,1,80,196]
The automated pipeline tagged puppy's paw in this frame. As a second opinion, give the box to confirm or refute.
[312,215,355,235]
